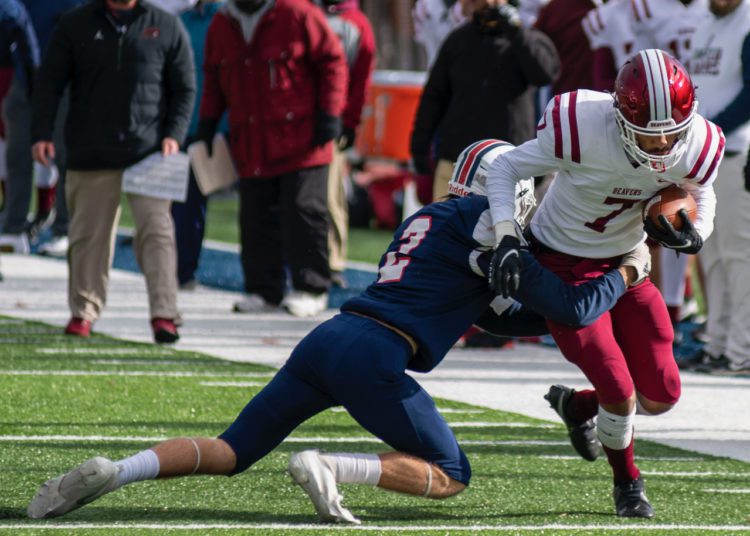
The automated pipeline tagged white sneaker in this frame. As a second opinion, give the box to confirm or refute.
[232,293,278,313]
[288,450,360,524]
[38,235,69,258]
[27,457,119,519]
[282,291,328,317]
[0,233,30,254]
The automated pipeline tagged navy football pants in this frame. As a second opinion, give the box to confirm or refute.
[219,313,471,484]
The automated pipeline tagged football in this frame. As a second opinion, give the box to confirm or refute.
[643,184,697,231]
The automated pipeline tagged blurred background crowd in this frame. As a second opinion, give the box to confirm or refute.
[0,0,748,374]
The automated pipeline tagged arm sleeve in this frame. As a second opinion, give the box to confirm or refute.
[31,21,73,142]
[474,303,550,337]
[199,19,227,121]
[710,33,750,137]
[507,27,561,87]
[513,250,627,326]
[163,17,196,143]
[305,9,348,117]
[410,38,452,165]
[487,136,559,224]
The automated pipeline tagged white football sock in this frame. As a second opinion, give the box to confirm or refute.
[320,452,381,486]
[115,449,160,488]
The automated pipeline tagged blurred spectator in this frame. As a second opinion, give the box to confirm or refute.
[581,0,639,92]
[412,0,466,67]
[318,0,375,288]
[689,0,750,373]
[410,0,559,201]
[31,0,195,342]
[534,0,597,95]
[0,0,41,254]
[2,0,86,257]
[201,0,347,318]
[171,0,229,290]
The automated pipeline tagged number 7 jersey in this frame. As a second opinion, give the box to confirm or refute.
[489,89,724,258]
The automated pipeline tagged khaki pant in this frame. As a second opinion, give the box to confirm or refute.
[432,159,455,201]
[66,169,178,322]
[327,145,348,273]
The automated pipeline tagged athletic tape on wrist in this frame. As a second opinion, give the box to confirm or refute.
[423,462,433,497]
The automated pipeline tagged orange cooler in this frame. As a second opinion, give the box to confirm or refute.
[356,70,427,162]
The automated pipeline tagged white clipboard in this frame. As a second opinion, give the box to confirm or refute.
[188,134,238,196]
[122,151,191,202]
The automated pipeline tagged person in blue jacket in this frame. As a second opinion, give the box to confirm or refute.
[171,0,231,289]
[27,140,649,525]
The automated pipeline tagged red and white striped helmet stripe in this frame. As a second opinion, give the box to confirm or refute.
[641,49,672,124]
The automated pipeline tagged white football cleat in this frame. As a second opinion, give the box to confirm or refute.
[281,291,328,318]
[38,235,69,258]
[288,450,360,524]
[0,233,30,254]
[27,457,119,519]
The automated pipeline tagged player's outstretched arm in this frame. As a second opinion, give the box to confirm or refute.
[513,250,634,327]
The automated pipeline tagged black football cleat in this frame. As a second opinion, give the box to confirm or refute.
[544,384,601,461]
[613,476,654,518]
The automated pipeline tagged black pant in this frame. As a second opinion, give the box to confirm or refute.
[239,165,330,304]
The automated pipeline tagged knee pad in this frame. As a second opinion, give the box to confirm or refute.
[597,405,635,450]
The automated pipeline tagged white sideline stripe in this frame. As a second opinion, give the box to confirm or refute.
[447,422,555,429]
[643,471,750,477]
[199,381,264,387]
[331,407,485,414]
[703,488,750,494]
[1,523,749,532]
[37,348,168,355]
[0,434,568,446]
[1,370,273,378]
[91,359,212,366]
[539,455,705,462]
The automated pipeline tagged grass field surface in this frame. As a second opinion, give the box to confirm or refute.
[2,317,749,535]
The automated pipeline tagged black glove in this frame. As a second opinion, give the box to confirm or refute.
[195,118,218,157]
[643,209,703,254]
[338,126,357,151]
[313,111,342,147]
[744,150,750,193]
[488,235,523,298]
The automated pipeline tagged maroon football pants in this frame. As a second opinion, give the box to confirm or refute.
[534,248,681,406]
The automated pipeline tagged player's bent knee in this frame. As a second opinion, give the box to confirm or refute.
[426,471,466,499]
[637,397,675,415]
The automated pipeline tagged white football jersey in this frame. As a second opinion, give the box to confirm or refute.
[487,90,724,258]
[581,0,639,69]
[631,0,709,68]
[413,0,466,67]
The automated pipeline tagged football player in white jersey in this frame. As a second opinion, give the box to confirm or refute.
[581,0,641,91]
[485,49,724,518]
[413,0,467,67]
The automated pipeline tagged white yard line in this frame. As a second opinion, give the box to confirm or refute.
[539,455,705,462]
[702,488,750,493]
[199,381,264,387]
[1,522,749,532]
[0,370,273,378]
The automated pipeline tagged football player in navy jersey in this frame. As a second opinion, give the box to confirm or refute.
[27,141,650,524]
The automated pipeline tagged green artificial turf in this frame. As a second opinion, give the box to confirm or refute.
[1,318,749,534]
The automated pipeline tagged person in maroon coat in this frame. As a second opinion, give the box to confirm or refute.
[199,0,348,317]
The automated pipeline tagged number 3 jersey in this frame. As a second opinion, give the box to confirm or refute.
[342,194,626,373]
[488,89,724,258]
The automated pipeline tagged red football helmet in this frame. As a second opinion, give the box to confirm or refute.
[613,49,697,170]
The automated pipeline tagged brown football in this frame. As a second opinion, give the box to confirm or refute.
[643,185,697,231]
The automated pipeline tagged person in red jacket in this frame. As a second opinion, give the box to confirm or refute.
[199,0,347,317]
[318,0,375,288]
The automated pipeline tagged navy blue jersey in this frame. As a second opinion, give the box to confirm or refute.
[343,195,627,373]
